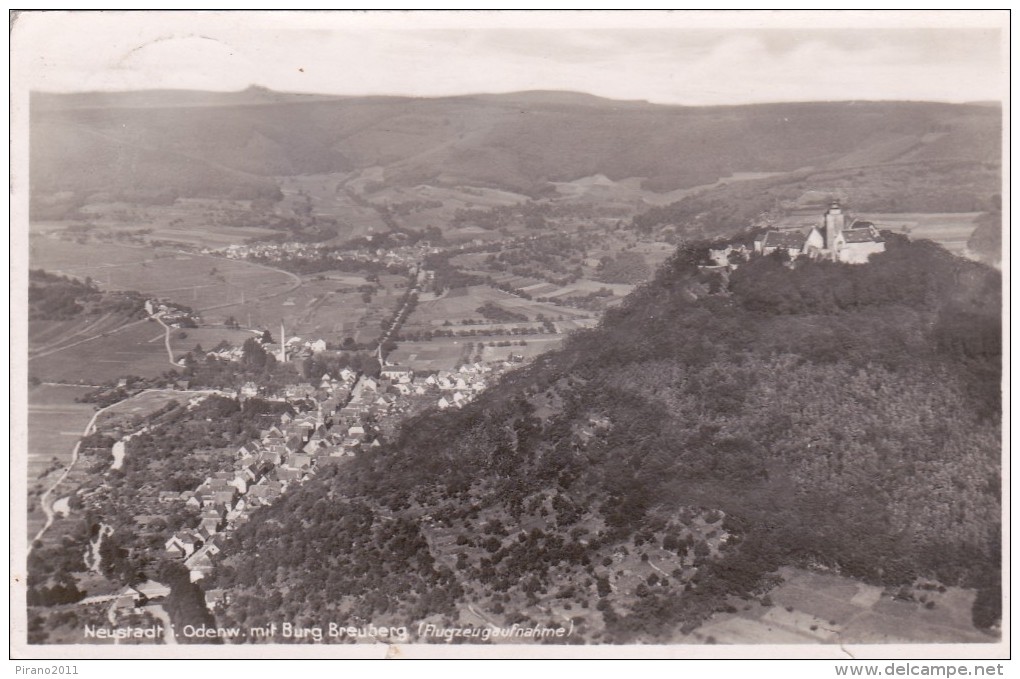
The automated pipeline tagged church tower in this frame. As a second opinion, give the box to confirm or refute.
[824,200,845,251]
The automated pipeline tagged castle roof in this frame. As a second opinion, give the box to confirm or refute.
[761,230,807,249]
[842,227,884,244]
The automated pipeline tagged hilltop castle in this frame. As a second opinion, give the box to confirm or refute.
[754,201,885,264]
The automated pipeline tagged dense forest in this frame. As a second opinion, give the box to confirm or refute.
[213,235,1001,642]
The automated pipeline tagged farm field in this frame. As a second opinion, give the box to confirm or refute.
[406,285,593,331]
[29,313,137,358]
[385,339,474,372]
[167,327,258,359]
[94,389,199,431]
[27,318,172,385]
[26,384,97,535]
[28,237,298,323]
[387,333,564,372]
[479,336,565,363]
[364,181,530,233]
[27,384,96,478]
[857,212,982,255]
[278,173,389,239]
[213,273,407,345]
[687,566,992,645]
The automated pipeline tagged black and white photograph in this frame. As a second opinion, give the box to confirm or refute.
[10,9,1008,662]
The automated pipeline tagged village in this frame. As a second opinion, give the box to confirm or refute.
[207,238,435,273]
[65,329,522,624]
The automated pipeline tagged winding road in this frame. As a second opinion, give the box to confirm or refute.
[28,388,222,556]
[150,312,186,367]
[28,400,114,555]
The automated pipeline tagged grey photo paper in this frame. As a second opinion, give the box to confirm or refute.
[9,9,1008,661]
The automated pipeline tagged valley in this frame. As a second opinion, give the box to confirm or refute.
[20,88,1002,648]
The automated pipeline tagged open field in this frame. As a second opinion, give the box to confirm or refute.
[28,238,298,323]
[26,384,97,534]
[385,340,472,372]
[94,390,197,431]
[406,285,593,331]
[550,171,793,208]
[479,336,564,362]
[278,173,389,240]
[27,384,96,477]
[857,212,982,255]
[688,566,992,645]
[364,181,531,233]
[28,319,172,385]
[387,333,565,372]
[29,313,137,358]
[167,327,258,358]
[212,273,407,345]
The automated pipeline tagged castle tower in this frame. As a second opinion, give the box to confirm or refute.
[824,200,845,251]
[279,321,287,363]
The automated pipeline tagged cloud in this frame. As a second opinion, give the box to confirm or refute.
[11,12,1005,105]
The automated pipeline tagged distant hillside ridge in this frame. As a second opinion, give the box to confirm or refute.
[30,89,1001,203]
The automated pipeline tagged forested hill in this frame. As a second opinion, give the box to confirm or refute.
[31,90,1000,200]
[211,237,1001,642]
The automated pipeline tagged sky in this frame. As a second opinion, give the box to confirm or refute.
[11,10,1008,106]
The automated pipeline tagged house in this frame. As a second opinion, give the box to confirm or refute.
[286,453,312,470]
[285,435,306,454]
[755,230,810,259]
[165,531,203,559]
[185,543,220,583]
[380,366,414,383]
[247,479,283,506]
[275,467,303,483]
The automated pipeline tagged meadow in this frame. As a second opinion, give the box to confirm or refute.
[688,566,990,645]
[94,389,198,431]
[857,212,982,256]
[212,273,406,346]
[406,285,593,331]
[28,237,298,322]
[27,319,171,384]
[26,384,96,534]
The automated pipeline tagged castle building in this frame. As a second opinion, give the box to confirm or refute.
[754,201,885,264]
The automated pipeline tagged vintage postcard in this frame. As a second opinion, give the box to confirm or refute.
[9,9,1009,663]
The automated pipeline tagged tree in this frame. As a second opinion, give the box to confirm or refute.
[242,337,268,370]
